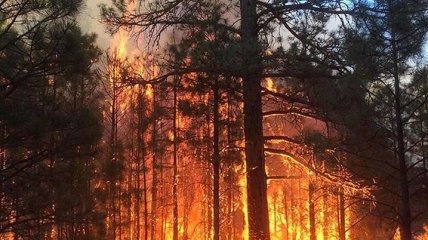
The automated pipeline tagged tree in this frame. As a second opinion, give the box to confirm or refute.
[167,16,242,238]
[0,21,103,238]
[239,0,271,238]
[100,0,358,238]
[342,0,428,238]
[0,0,84,98]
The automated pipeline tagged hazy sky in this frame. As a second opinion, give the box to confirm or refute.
[79,0,111,49]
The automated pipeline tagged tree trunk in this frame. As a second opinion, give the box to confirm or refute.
[227,166,234,240]
[240,0,270,239]
[308,183,316,240]
[172,76,179,240]
[213,77,221,240]
[143,145,149,240]
[391,28,412,240]
[151,84,158,240]
[0,123,5,215]
[138,88,149,240]
[323,187,329,240]
[226,92,234,240]
[135,89,142,240]
[160,141,166,240]
[205,109,213,240]
[283,188,289,240]
[110,76,118,240]
[338,188,346,240]
[423,129,428,201]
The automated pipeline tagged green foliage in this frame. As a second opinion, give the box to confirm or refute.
[301,130,332,153]
[0,6,104,236]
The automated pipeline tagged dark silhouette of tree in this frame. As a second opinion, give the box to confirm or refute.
[0,21,103,238]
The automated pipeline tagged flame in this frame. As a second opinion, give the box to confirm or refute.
[145,84,153,99]
[113,28,128,60]
[167,130,174,142]
[393,227,401,240]
[417,225,428,240]
[265,77,277,92]
[109,1,135,59]
[239,165,249,240]
[0,5,378,240]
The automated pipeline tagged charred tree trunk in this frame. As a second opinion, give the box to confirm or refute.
[110,76,119,240]
[138,88,149,240]
[423,128,428,200]
[143,143,149,240]
[172,76,179,240]
[283,188,289,240]
[323,187,329,240]
[151,84,158,240]
[0,123,4,217]
[226,93,234,240]
[205,109,213,240]
[213,77,221,240]
[160,132,166,240]
[308,183,316,240]
[227,166,234,240]
[338,188,346,240]
[135,89,141,240]
[391,30,412,240]
[240,0,270,239]
[159,118,166,240]
[119,176,123,240]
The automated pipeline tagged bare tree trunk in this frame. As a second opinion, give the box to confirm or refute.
[143,145,149,240]
[291,189,296,240]
[172,76,179,240]
[137,88,149,240]
[422,124,428,200]
[338,188,346,240]
[283,187,289,240]
[213,77,221,240]
[323,187,329,240]
[160,140,166,240]
[158,118,166,240]
[136,153,140,239]
[119,179,123,240]
[151,84,158,240]
[205,109,213,240]
[227,168,234,240]
[240,0,270,239]
[110,77,118,240]
[308,183,316,240]
[129,153,135,239]
[0,123,5,218]
[226,93,234,240]
[391,29,412,240]
[298,180,304,238]
[134,89,141,240]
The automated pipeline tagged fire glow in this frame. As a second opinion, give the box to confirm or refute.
[96,10,428,240]
[102,22,363,240]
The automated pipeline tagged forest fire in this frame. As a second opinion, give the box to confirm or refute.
[99,21,363,240]
[1,0,428,240]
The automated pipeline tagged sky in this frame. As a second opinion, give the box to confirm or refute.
[79,0,428,60]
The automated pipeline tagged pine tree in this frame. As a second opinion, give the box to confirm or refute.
[343,1,428,238]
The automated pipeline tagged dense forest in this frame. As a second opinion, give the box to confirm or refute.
[1,0,428,239]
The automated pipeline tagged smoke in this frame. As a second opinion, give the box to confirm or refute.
[78,0,110,50]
